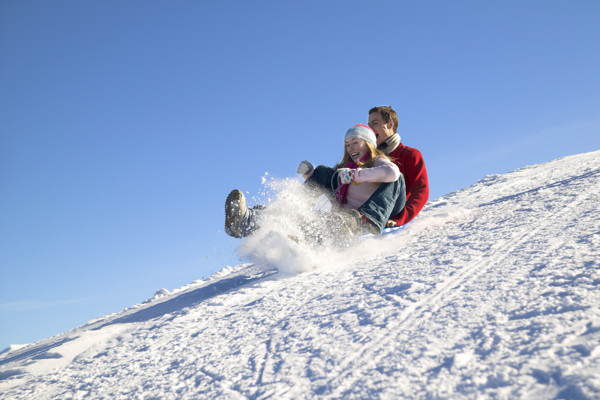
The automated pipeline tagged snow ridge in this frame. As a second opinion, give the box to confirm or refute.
[1,151,599,400]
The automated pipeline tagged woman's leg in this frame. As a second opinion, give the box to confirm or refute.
[358,175,406,232]
[225,190,263,238]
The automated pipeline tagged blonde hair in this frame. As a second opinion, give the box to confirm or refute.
[335,139,391,170]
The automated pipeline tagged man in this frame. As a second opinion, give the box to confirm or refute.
[368,106,429,227]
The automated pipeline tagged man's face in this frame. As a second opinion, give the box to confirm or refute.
[368,112,394,146]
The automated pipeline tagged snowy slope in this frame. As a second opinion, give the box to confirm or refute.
[1,151,599,400]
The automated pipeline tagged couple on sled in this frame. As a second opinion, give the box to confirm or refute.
[225,106,429,244]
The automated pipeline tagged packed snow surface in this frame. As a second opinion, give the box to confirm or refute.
[1,151,599,399]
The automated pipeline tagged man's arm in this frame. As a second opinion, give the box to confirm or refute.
[388,149,429,226]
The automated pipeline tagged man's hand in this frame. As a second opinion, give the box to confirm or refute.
[386,219,398,228]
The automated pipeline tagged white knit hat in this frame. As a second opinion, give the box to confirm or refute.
[345,124,377,146]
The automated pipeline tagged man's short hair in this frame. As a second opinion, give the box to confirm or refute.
[369,106,399,133]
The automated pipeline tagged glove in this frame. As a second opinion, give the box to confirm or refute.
[337,168,358,185]
[297,160,314,179]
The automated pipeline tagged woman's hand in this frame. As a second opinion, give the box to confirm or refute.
[297,161,314,179]
[337,168,358,184]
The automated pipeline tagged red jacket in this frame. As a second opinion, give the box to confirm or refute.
[387,143,429,225]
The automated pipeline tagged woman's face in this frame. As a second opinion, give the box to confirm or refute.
[345,137,369,163]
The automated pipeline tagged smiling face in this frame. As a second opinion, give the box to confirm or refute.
[345,136,369,162]
[368,111,394,146]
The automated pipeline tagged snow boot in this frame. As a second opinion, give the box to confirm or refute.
[225,189,248,238]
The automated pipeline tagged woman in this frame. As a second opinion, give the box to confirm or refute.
[225,124,406,240]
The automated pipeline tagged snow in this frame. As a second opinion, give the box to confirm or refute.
[1,150,599,399]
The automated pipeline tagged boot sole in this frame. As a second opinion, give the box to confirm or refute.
[225,190,244,238]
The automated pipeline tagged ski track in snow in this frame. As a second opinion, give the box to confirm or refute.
[1,151,599,399]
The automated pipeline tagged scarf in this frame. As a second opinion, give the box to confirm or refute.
[335,153,370,205]
[378,133,401,155]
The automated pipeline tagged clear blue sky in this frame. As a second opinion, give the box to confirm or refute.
[1,0,599,349]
